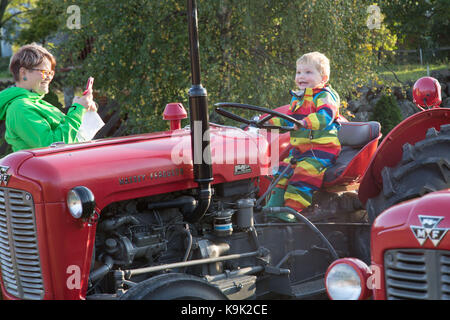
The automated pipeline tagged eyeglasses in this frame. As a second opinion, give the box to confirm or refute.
[30,68,55,79]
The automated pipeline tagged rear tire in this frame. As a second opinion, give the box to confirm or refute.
[366,124,450,223]
[119,273,227,300]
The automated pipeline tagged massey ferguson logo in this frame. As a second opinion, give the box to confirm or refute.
[234,164,252,175]
[410,215,449,247]
[0,165,10,186]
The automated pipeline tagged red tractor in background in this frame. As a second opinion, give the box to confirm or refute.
[325,77,450,300]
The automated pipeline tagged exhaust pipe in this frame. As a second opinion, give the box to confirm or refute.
[185,0,213,223]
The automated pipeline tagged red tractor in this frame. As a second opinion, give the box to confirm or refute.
[325,77,450,300]
[2,0,437,301]
[0,1,379,301]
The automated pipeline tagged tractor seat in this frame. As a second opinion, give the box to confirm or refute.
[323,121,381,185]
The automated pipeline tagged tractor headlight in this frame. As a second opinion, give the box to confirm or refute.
[325,258,371,300]
[67,186,95,219]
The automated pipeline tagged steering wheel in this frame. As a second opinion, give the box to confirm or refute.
[214,102,303,131]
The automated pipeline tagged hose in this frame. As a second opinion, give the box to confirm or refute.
[90,255,114,282]
[182,225,193,262]
[262,206,339,261]
[98,216,140,232]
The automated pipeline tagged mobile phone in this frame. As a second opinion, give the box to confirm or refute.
[83,77,94,95]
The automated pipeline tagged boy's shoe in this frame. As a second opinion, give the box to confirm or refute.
[266,211,297,223]
[263,187,285,208]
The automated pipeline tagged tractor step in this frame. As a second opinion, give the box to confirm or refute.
[291,278,326,299]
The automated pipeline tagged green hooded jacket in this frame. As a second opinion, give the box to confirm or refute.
[0,86,86,152]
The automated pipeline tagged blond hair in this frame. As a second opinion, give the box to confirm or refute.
[9,43,56,82]
[296,52,330,79]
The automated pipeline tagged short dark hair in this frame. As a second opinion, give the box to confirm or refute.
[9,43,56,81]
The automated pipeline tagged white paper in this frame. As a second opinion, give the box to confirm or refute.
[76,110,105,142]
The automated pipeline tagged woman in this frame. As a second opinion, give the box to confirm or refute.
[0,43,97,152]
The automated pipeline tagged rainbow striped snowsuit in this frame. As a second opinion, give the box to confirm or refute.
[270,85,341,212]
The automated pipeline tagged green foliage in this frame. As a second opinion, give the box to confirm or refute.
[369,94,402,137]
[18,0,397,135]
[0,0,38,42]
[379,0,450,48]
[43,89,63,110]
[0,56,9,70]
[15,0,60,45]
[0,57,10,78]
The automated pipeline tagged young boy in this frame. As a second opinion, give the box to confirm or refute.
[265,52,341,222]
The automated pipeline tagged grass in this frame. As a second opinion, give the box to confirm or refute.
[377,63,448,84]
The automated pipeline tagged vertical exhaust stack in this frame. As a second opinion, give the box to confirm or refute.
[185,0,213,223]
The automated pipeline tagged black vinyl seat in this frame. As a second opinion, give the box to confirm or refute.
[323,121,381,183]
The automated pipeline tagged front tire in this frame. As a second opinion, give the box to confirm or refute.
[366,124,450,223]
[119,273,227,300]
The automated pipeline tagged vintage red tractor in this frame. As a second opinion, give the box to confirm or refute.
[0,0,385,300]
[325,76,450,300]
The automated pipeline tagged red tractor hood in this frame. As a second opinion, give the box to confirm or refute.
[372,189,450,253]
[368,189,450,300]
[3,125,271,209]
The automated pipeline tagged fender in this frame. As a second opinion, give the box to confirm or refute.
[358,108,450,205]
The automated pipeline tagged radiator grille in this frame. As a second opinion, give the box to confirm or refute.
[0,187,44,299]
[384,249,450,300]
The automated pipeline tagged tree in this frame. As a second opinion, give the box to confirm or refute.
[369,94,403,138]
[0,0,36,54]
[379,0,450,48]
[18,0,396,134]
[14,0,59,46]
